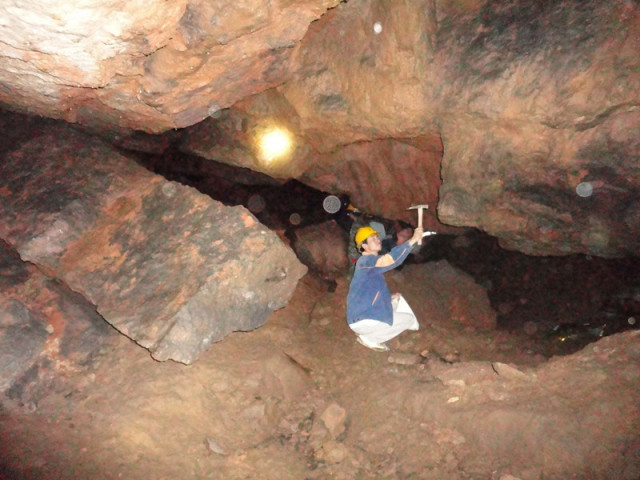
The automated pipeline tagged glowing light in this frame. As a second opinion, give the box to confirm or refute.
[373,22,382,34]
[258,127,293,163]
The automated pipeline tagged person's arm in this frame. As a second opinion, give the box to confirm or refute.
[374,227,423,269]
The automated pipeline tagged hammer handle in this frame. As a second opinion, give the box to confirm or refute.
[417,207,424,245]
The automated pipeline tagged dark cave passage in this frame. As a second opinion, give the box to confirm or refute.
[132,147,640,357]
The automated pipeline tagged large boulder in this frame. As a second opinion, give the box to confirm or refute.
[388,261,497,331]
[281,0,640,256]
[0,124,307,364]
[292,221,350,282]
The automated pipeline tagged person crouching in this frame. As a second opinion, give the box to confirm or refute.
[346,224,423,352]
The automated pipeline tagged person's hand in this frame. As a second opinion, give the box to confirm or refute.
[409,227,423,245]
[392,293,401,301]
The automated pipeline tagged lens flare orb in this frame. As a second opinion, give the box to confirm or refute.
[576,182,593,197]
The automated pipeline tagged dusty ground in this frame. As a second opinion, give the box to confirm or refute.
[1,265,639,480]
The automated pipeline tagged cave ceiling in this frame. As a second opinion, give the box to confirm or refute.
[1,0,639,257]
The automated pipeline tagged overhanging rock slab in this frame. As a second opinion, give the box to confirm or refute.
[0,125,307,364]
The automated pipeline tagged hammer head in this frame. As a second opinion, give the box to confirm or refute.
[408,204,428,245]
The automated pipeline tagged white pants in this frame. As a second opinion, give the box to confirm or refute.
[349,296,419,344]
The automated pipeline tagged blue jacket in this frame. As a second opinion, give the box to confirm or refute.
[346,241,413,325]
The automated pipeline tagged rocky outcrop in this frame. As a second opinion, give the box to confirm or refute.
[280,0,640,255]
[0,124,307,364]
[439,111,640,256]
[394,330,640,480]
[182,99,449,228]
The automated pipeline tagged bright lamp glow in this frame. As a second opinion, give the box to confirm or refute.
[258,127,292,163]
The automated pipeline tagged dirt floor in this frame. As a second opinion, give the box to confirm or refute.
[1,261,639,480]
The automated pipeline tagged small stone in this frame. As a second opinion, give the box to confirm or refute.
[320,402,347,438]
[323,440,348,464]
[442,351,461,363]
[492,362,533,382]
[205,437,227,455]
[434,428,466,446]
[313,317,330,326]
[444,379,466,387]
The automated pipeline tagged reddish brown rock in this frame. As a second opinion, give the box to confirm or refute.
[0,240,114,406]
[281,1,438,152]
[388,261,497,331]
[300,138,448,230]
[319,402,347,438]
[260,352,313,402]
[439,112,640,256]
[0,125,307,364]
[0,0,340,133]
[281,0,640,256]
[432,1,639,256]
[291,221,349,282]
[181,96,452,229]
[180,90,309,179]
[429,361,497,386]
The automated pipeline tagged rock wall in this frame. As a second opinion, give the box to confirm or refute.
[434,0,640,256]
[280,0,640,255]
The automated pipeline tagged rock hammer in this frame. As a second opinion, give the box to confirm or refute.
[408,204,429,245]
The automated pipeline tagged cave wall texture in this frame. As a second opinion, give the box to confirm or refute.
[0,0,638,256]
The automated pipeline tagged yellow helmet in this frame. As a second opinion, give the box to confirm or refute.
[355,226,379,248]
